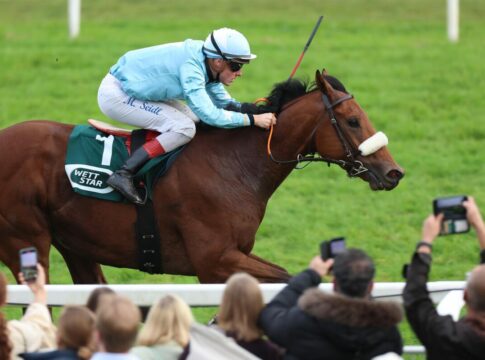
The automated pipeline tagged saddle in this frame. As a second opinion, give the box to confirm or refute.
[88,119,134,137]
[88,119,160,154]
[65,119,184,202]
[81,119,174,274]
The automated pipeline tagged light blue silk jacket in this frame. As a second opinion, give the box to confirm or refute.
[109,39,251,128]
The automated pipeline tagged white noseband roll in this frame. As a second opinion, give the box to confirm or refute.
[358,131,388,156]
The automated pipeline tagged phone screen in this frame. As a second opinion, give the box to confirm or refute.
[436,197,463,208]
[433,196,470,235]
[330,238,346,256]
[21,250,37,267]
[441,219,470,235]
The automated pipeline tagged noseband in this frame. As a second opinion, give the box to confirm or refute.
[268,92,368,177]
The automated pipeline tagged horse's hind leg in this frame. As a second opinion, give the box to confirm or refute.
[55,245,107,284]
[248,253,288,272]
[192,247,291,283]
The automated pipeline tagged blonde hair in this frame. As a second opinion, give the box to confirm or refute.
[57,306,96,360]
[137,294,193,347]
[218,272,264,342]
[96,295,141,353]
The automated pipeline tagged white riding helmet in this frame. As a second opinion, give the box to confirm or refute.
[203,28,256,63]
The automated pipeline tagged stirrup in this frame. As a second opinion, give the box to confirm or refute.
[107,173,145,205]
[135,185,148,206]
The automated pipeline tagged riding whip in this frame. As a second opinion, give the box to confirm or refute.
[267,15,324,160]
[288,15,324,80]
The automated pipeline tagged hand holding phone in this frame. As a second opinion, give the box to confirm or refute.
[19,247,38,282]
[309,255,334,277]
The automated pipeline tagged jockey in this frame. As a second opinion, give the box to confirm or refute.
[98,28,276,204]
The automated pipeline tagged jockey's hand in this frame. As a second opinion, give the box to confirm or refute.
[254,113,277,129]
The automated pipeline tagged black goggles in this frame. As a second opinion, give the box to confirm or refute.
[227,61,244,72]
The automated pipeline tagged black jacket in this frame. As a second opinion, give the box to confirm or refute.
[20,349,80,360]
[403,251,485,360]
[259,269,403,360]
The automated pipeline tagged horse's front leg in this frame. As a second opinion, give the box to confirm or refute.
[0,231,52,284]
[54,244,107,284]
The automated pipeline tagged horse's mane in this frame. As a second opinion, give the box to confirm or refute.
[197,74,348,131]
[260,75,348,114]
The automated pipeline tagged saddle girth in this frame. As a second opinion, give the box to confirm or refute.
[131,129,163,274]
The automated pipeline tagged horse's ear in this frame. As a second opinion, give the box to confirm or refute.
[315,69,332,96]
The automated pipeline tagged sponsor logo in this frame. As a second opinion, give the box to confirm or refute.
[65,164,114,194]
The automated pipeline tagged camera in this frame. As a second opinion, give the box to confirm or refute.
[320,237,346,260]
[19,247,38,282]
[433,195,470,235]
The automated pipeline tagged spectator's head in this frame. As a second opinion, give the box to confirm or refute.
[57,306,96,360]
[137,294,193,348]
[333,248,376,298]
[96,295,141,353]
[0,272,6,306]
[86,287,115,313]
[218,272,264,342]
[465,265,485,313]
[0,272,12,359]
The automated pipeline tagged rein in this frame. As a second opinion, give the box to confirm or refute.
[266,92,368,176]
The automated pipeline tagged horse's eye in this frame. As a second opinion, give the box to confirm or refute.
[347,118,360,128]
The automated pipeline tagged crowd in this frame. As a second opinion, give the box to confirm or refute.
[0,197,484,360]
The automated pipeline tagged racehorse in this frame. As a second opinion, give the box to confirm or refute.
[0,70,403,284]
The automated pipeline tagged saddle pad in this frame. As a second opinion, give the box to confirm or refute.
[65,125,183,202]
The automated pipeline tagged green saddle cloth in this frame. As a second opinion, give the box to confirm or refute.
[65,125,182,202]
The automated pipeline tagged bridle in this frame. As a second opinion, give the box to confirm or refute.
[267,91,369,177]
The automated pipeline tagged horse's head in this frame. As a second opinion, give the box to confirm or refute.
[313,69,404,190]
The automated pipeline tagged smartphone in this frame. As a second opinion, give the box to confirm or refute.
[433,195,470,235]
[19,247,38,282]
[320,237,346,260]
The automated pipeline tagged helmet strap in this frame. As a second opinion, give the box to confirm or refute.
[210,32,228,61]
[205,58,221,83]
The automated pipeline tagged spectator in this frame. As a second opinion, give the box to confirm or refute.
[0,264,56,360]
[215,273,283,359]
[260,249,403,360]
[403,196,485,360]
[20,305,96,360]
[131,294,192,360]
[86,287,115,313]
[92,295,141,360]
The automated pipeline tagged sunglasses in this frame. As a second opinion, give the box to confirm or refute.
[227,61,244,72]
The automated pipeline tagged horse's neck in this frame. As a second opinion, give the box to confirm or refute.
[268,91,323,159]
[201,92,323,200]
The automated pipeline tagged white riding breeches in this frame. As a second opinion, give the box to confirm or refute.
[97,73,199,152]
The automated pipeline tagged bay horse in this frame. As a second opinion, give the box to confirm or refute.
[0,70,403,284]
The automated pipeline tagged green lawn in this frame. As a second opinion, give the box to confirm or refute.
[1,1,485,358]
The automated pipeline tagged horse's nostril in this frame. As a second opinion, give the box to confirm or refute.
[387,169,404,181]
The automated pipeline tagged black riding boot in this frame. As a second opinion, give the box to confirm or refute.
[107,147,150,205]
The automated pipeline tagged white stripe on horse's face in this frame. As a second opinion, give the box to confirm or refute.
[358,131,389,156]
